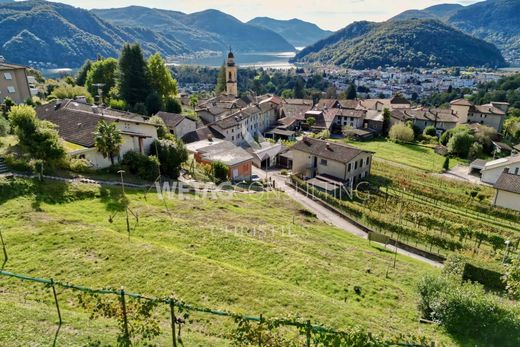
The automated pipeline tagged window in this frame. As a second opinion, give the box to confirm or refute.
[354,162,358,170]
[366,157,370,165]
[348,163,352,172]
[515,168,519,175]
[320,159,328,166]
[4,72,12,80]
[7,86,15,93]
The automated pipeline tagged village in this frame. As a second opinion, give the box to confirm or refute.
[1,48,520,346]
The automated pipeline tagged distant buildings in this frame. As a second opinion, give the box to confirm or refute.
[0,62,32,104]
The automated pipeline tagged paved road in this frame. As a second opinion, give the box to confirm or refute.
[253,167,442,268]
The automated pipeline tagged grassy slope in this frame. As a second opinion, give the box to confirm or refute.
[0,178,452,345]
[345,139,465,172]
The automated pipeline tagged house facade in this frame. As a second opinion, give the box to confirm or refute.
[155,111,197,139]
[36,99,158,169]
[291,137,374,187]
[493,171,520,212]
[480,156,520,184]
[0,62,32,104]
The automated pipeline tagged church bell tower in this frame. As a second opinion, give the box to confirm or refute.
[226,50,238,97]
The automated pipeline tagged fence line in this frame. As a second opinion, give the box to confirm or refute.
[0,270,430,346]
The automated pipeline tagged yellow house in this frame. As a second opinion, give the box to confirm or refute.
[0,62,32,104]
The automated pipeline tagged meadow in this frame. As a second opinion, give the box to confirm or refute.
[0,177,452,346]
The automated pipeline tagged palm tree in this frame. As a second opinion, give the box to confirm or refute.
[94,120,123,166]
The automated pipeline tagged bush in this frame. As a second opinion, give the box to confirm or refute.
[448,131,475,158]
[423,125,437,137]
[468,142,483,160]
[164,96,182,114]
[443,254,506,292]
[212,161,228,183]
[0,116,10,136]
[69,158,93,173]
[145,93,162,116]
[51,85,93,103]
[150,139,188,178]
[121,151,159,181]
[132,103,147,116]
[109,99,127,111]
[417,274,520,347]
[389,123,414,142]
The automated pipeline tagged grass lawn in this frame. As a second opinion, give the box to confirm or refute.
[0,177,454,346]
[344,139,466,172]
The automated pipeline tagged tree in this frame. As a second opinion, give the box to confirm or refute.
[215,63,226,94]
[8,105,65,164]
[189,94,199,110]
[345,83,357,100]
[1,97,15,118]
[151,138,188,178]
[504,116,520,141]
[442,157,450,171]
[423,125,437,137]
[118,44,150,107]
[382,108,391,136]
[145,93,162,116]
[75,60,93,86]
[306,117,316,127]
[325,86,337,99]
[147,53,178,99]
[448,132,475,158]
[0,115,10,136]
[132,103,147,116]
[293,77,305,99]
[85,58,118,103]
[94,120,123,166]
[212,161,228,183]
[164,96,182,114]
[389,123,414,143]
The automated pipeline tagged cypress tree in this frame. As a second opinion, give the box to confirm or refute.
[118,44,150,107]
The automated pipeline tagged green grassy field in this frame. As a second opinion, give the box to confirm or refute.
[0,177,453,346]
[344,139,466,172]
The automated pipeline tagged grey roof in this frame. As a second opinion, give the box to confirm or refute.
[291,137,372,164]
[181,126,224,144]
[494,172,520,194]
[198,141,253,166]
[156,112,195,130]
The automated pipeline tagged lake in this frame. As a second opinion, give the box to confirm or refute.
[169,51,297,70]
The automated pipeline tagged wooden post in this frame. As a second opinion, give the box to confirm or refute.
[50,278,62,325]
[120,288,130,346]
[0,229,7,263]
[393,239,398,269]
[169,299,177,347]
[306,320,311,347]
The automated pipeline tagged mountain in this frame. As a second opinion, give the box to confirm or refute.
[292,19,506,69]
[0,1,187,67]
[93,7,295,54]
[391,0,520,64]
[247,17,333,48]
[392,4,464,21]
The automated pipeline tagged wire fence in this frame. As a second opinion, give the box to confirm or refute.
[0,270,433,347]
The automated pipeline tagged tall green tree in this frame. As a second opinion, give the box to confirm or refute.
[118,44,150,107]
[293,77,305,99]
[147,53,178,99]
[75,60,93,86]
[345,83,357,100]
[215,63,226,94]
[94,120,123,166]
[85,58,118,103]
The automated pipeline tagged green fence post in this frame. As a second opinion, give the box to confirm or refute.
[306,320,311,347]
[120,288,130,346]
[170,298,177,347]
[50,278,62,325]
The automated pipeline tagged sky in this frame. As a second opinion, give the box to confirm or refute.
[57,0,483,31]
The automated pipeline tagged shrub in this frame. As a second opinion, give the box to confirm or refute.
[423,125,437,137]
[503,257,520,300]
[121,151,159,181]
[389,123,414,142]
[448,132,475,158]
[468,142,483,160]
[417,274,520,347]
[109,99,127,110]
[51,85,93,103]
[164,96,182,114]
[0,116,10,136]
[132,103,147,116]
[145,93,162,116]
[69,158,93,173]
[212,161,228,183]
[280,169,288,176]
[150,139,188,179]
[443,254,506,292]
